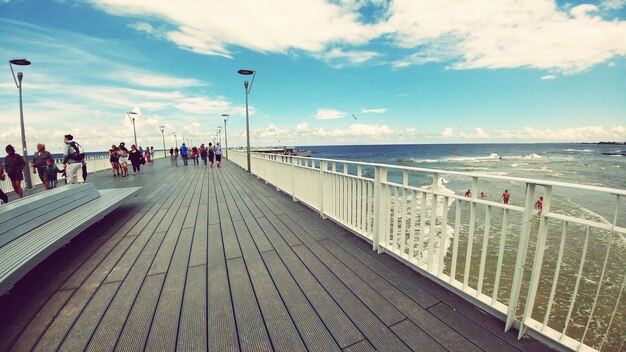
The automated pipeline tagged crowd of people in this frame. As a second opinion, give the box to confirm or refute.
[168,142,222,168]
[0,134,160,204]
[108,143,154,177]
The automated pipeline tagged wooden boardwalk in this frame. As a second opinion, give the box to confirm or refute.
[0,158,554,352]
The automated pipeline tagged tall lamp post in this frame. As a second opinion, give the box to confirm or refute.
[173,132,178,147]
[159,126,166,157]
[221,114,229,159]
[9,59,33,190]
[127,111,138,147]
[217,126,222,145]
[237,69,256,173]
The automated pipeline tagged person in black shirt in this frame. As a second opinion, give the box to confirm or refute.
[4,144,25,198]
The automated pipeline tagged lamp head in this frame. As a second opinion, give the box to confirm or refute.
[17,72,23,82]
[244,80,249,89]
[238,69,255,75]
[9,59,31,66]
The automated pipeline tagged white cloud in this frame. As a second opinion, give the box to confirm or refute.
[315,109,345,120]
[442,127,454,138]
[361,108,387,114]
[387,0,626,73]
[498,125,626,141]
[602,0,626,10]
[128,22,154,33]
[541,75,556,80]
[110,70,205,88]
[459,127,491,139]
[91,0,381,57]
[315,48,380,67]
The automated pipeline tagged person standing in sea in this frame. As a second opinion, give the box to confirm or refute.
[501,190,510,204]
[32,143,52,190]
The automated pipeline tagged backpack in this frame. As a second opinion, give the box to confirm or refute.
[69,141,85,161]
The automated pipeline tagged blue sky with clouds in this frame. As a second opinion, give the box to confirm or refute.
[1,0,625,152]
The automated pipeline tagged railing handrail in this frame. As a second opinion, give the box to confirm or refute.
[251,152,626,196]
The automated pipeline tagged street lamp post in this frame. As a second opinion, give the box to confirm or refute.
[217,126,222,145]
[159,126,166,157]
[221,114,229,159]
[127,111,138,147]
[237,69,256,173]
[9,59,33,189]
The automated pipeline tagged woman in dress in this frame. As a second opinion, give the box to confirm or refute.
[145,147,151,165]
[109,144,120,177]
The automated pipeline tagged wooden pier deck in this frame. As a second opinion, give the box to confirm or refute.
[0,158,554,351]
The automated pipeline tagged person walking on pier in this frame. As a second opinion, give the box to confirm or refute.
[5,145,26,198]
[117,142,130,177]
[32,143,52,190]
[208,142,214,167]
[45,158,63,188]
[191,146,199,166]
[109,144,120,177]
[180,143,189,166]
[0,162,8,203]
[129,144,142,175]
[62,135,85,184]
[215,143,223,168]
[200,144,207,165]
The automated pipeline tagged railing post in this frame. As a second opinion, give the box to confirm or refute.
[291,157,298,202]
[518,185,552,339]
[319,160,327,219]
[373,165,387,253]
[505,182,536,332]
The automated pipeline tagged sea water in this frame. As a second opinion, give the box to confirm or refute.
[302,143,625,351]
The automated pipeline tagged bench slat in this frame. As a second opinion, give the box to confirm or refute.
[0,187,140,295]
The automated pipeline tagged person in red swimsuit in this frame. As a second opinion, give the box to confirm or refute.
[535,196,543,215]
[501,190,510,204]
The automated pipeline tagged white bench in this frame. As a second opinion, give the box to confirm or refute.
[0,183,140,295]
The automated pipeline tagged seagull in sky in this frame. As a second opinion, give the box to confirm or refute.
[352,114,357,120]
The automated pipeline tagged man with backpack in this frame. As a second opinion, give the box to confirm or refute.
[62,134,85,184]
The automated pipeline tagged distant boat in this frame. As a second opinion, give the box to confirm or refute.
[452,152,461,155]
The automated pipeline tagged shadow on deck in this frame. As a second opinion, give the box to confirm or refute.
[0,158,554,351]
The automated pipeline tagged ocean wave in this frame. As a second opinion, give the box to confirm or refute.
[563,149,594,153]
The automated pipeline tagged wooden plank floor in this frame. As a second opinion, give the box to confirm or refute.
[0,157,555,352]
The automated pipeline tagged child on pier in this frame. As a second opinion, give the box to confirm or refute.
[45,158,63,188]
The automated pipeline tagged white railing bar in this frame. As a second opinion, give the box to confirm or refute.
[611,195,620,230]
[450,199,462,284]
[401,187,409,257]
[438,195,449,276]
[248,152,626,196]
[477,204,492,295]
[598,273,625,351]
[428,192,438,271]
[418,192,427,265]
[560,226,591,343]
[463,200,477,291]
[408,189,418,261]
[578,229,615,350]
[519,185,553,339]
[543,221,568,332]
[506,183,536,332]
[493,208,509,304]
[392,186,400,250]
[544,213,626,235]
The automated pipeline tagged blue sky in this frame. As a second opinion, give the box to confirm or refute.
[1,0,625,152]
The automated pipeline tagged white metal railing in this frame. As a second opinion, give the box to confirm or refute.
[1,151,167,195]
[230,150,626,352]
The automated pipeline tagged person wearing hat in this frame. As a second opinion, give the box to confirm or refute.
[62,134,85,184]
